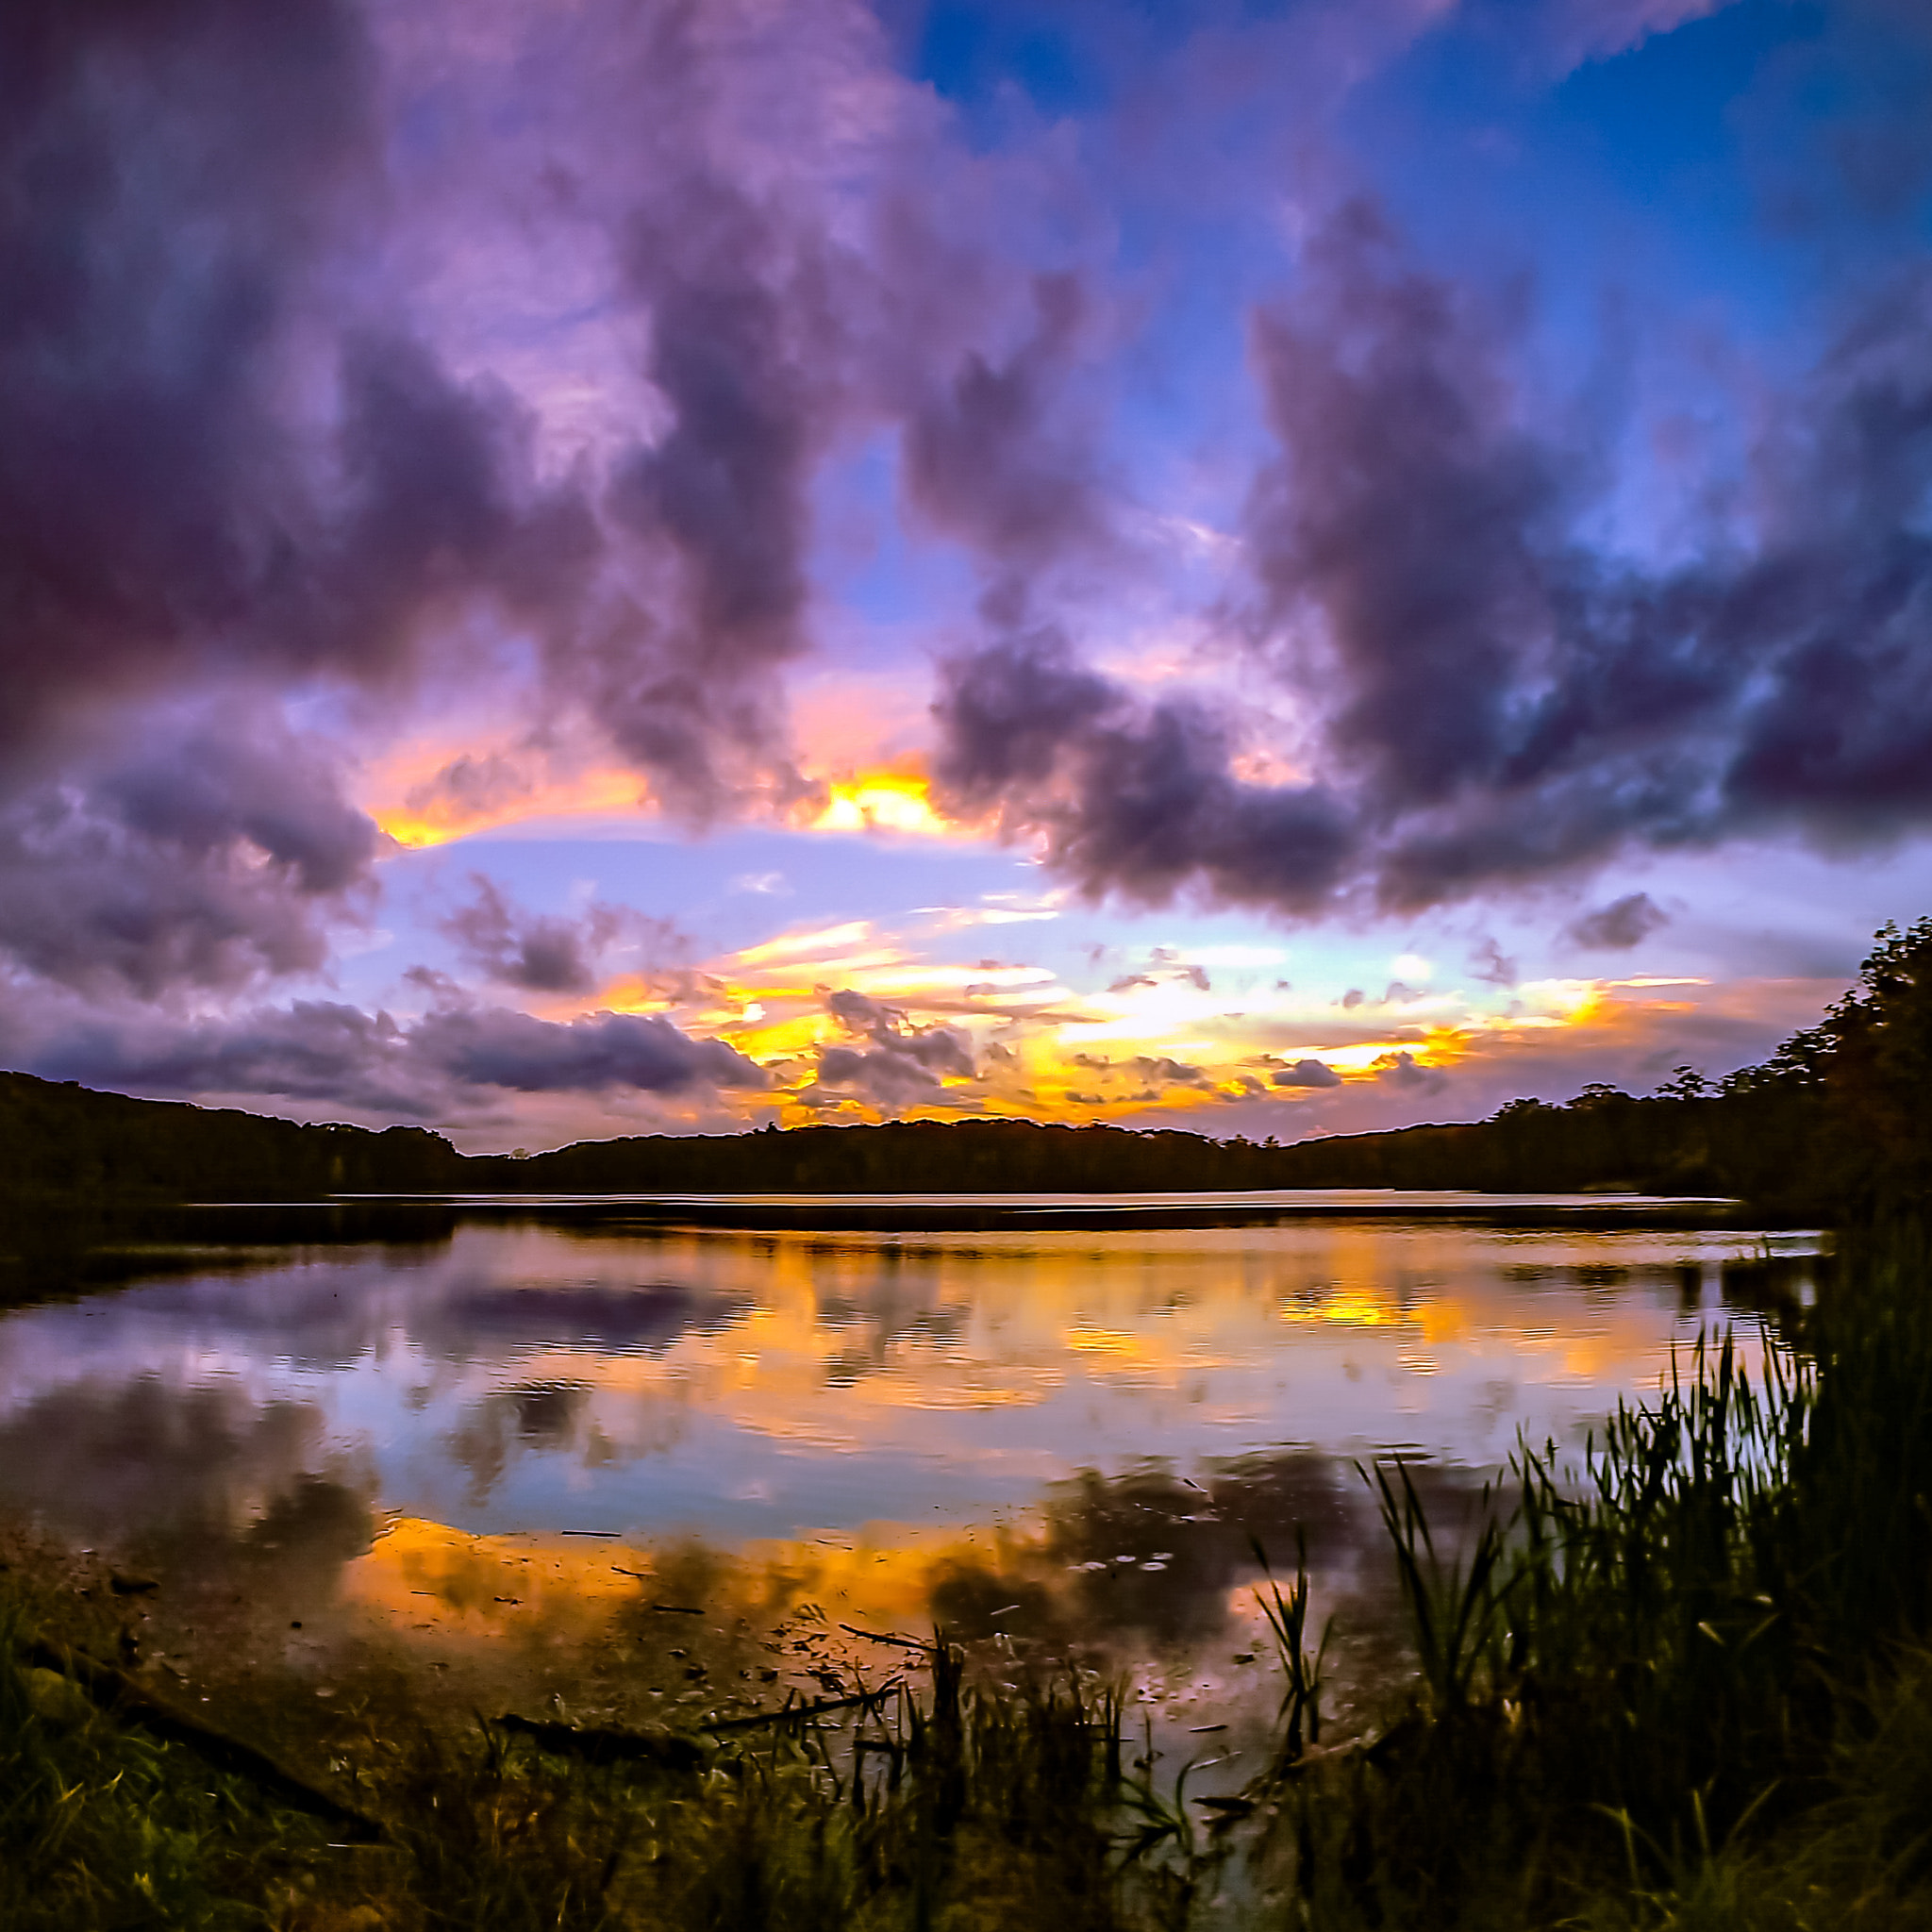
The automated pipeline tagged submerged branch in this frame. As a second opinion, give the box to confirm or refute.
[21,1636,385,1841]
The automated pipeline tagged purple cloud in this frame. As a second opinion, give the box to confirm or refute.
[26,998,764,1116]
[801,988,977,1104]
[0,0,1058,1007]
[438,876,673,996]
[0,709,377,997]
[1376,1050,1445,1093]
[1273,1058,1342,1090]
[409,1006,764,1095]
[1133,1055,1211,1089]
[927,200,1932,923]
[931,624,1356,913]
[901,273,1113,588]
[1569,892,1670,950]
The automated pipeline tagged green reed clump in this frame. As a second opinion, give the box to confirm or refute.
[1369,1462,1511,1720]
[1250,1531,1328,1766]
[1268,1224,1932,1928]
[1783,1225,1932,1646]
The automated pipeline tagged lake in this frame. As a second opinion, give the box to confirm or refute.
[0,1194,1818,1772]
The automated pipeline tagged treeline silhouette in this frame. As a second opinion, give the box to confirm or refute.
[5,917,1927,1220]
[0,1074,459,1204]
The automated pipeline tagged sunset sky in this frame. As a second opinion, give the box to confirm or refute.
[4,0,1931,1150]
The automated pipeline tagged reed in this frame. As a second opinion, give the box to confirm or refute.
[1249,1530,1328,1765]
[1258,1222,1932,1925]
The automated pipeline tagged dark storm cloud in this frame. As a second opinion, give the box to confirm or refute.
[901,273,1110,582]
[0,0,609,1001]
[822,991,974,1079]
[1569,892,1670,950]
[1471,937,1520,986]
[29,1001,425,1111]
[315,329,582,681]
[1247,204,1571,822]
[0,710,377,997]
[412,1005,764,1095]
[483,0,1059,820]
[589,175,849,813]
[27,997,764,1113]
[1376,1049,1444,1093]
[0,2,584,734]
[0,0,946,1006]
[932,203,1932,919]
[625,187,820,660]
[1259,217,1932,889]
[1133,1056,1209,1087]
[931,625,1357,912]
[0,0,1166,1030]
[0,0,374,751]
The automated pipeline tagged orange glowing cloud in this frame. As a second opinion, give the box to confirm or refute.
[348,730,1827,1146]
[365,731,995,853]
[362,736,647,848]
[600,922,1607,1130]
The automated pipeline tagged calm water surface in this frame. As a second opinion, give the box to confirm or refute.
[0,1196,1819,1757]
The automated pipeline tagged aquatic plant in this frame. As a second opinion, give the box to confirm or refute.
[1248,1530,1328,1764]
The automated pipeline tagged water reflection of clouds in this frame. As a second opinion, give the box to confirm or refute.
[0,1218,1812,1622]
[0,1371,378,1633]
[0,1372,317,1533]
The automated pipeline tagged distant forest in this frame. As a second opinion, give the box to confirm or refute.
[4,919,1927,1222]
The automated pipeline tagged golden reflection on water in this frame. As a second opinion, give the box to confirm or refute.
[414,1219,1756,1476]
[0,1207,1816,1734]
[345,1515,990,1645]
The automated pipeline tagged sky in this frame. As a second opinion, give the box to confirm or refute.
[3,0,1931,1153]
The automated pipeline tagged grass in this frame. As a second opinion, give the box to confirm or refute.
[0,1599,328,1930]
[8,1228,1932,1927]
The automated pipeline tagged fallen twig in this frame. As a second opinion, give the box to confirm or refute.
[838,1623,931,1652]
[491,1711,706,1771]
[492,1682,903,1764]
[700,1683,903,1733]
